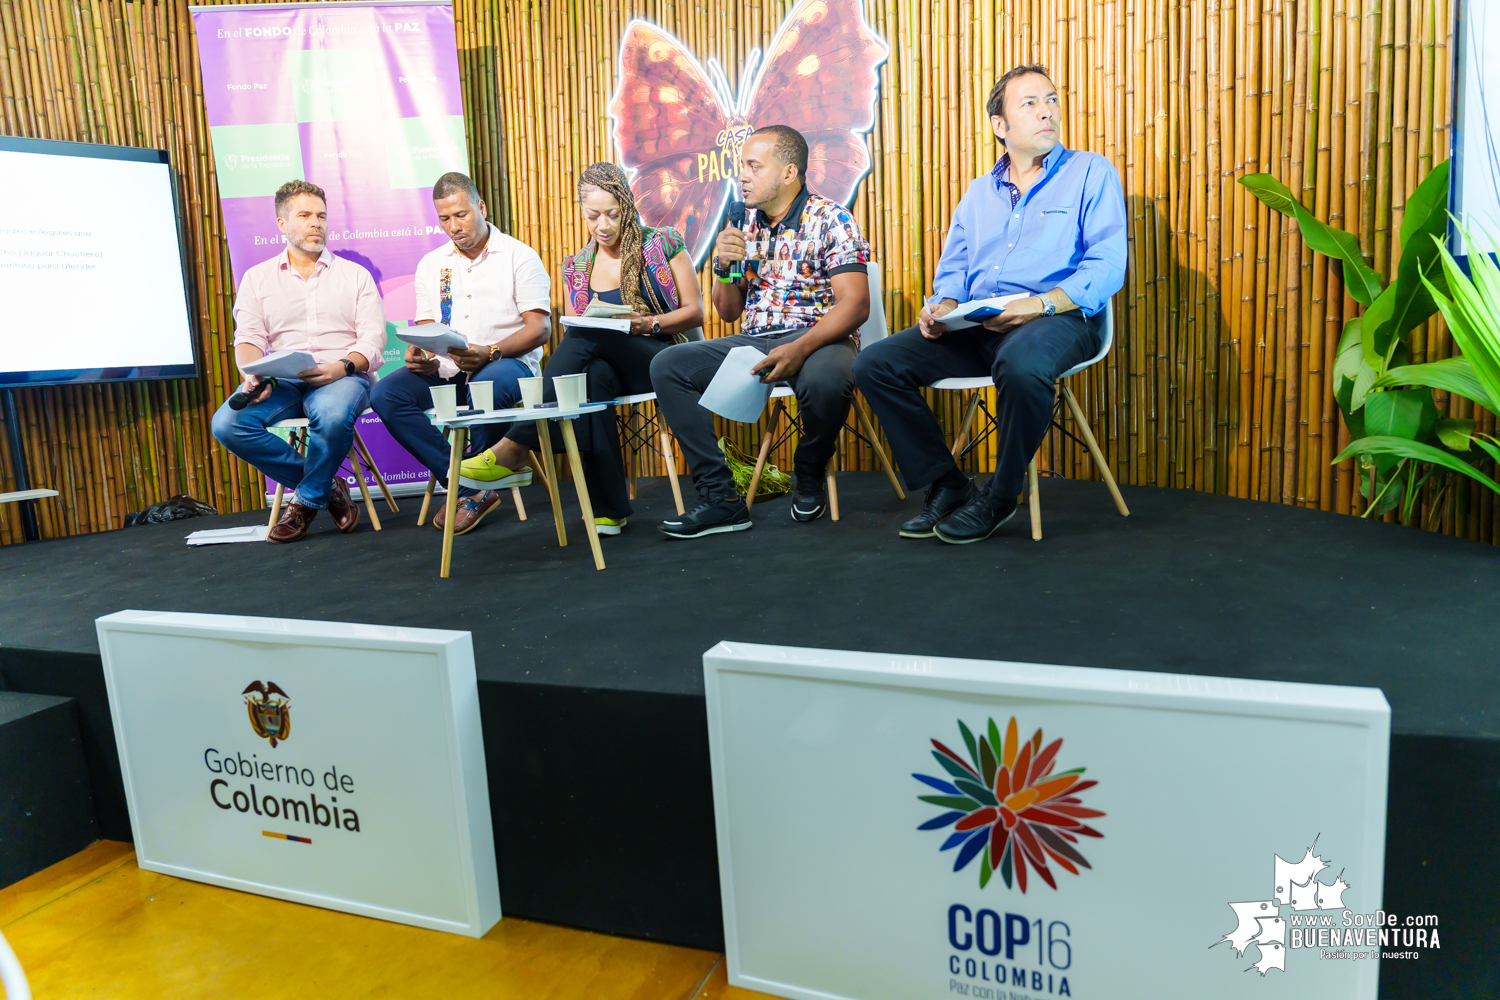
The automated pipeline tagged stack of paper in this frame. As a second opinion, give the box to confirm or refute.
[698,344,774,422]
[240,350,316,379]
[583,298,634,318]
[561,316,633,333]
[936,293,1029,331]
[186,525,269,545]
[397,323,469,353]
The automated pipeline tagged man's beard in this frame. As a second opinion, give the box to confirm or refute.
[288,233,324,255]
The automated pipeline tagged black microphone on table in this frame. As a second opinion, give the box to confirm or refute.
[228,377,276,411]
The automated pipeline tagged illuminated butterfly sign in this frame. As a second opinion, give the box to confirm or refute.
[609,0,889,264]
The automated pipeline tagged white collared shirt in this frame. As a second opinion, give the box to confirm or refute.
[413,223,552,379]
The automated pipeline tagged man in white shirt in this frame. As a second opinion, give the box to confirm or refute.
[369,172,551,535]
[211,180,387,544]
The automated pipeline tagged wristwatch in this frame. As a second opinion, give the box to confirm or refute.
[1038,295,1057,318]
[340,358,357,377]
[650,319,662,337]
[488,343,504,362]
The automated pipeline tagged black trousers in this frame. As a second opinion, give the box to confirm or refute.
[505,329,670,520]
[649,329,857,502]
[853,312,1101,497]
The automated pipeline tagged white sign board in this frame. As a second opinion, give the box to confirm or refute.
[704,643,1390,1000]
[97,610,500,937]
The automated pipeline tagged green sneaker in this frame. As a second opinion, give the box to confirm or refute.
[458,451,534,490]
[593,516,627,536]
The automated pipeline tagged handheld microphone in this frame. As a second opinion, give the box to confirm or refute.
[228,377,275,411]
[719,201,749,281]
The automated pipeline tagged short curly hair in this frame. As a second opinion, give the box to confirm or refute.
[274,179,327,219]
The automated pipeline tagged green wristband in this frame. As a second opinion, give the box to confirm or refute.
[714,274,736,284]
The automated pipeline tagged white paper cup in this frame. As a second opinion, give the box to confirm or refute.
[469,380,494,412]
[518,376,545,408]
[430,383,459,421]
[553,372,588,410]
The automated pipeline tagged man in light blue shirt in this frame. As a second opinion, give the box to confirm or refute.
[855,63,1126,544]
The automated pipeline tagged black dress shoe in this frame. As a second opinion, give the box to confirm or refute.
[934,485,1018,544]
[900,478,977,538]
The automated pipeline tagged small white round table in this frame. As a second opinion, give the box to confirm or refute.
[434,402,611,576]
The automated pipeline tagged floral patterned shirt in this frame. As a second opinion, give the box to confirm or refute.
[737,186,871,340]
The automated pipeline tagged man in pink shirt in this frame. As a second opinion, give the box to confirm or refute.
[211,180,387,543]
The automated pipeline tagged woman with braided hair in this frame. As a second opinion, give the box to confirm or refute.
[458,162,703,534]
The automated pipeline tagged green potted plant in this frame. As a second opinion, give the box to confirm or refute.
[1239,162,1500,524]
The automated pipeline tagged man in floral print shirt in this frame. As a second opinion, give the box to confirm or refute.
[650,125,873,538]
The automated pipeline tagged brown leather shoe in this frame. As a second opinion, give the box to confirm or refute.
[328,478,360,533]
[435,490,500,535]
[267,501,317,543]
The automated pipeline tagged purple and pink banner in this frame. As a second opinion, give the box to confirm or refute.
[191,0,467,496]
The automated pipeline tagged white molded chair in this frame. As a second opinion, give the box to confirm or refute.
[931,299,1128,539]
[744,266,906,520]
[266,409,399,530]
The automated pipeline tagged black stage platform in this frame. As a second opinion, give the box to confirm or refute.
[2,473,1496,997]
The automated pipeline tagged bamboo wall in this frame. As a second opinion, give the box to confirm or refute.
[0,0,1482,546]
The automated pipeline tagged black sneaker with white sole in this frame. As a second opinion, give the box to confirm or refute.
[790,477,828,522]
[659,496,752,539]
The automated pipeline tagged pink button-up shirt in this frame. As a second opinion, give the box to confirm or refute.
[232,248,387,370]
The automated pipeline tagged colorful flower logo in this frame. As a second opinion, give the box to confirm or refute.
[915,717,1104,892]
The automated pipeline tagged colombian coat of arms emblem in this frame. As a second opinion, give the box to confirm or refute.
[243,680,290,747]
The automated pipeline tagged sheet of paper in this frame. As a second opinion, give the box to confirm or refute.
[239,349,316,379]
[936,293,1029,331]
[397,323,469,353]
[698,344,773,423]
[582,298,634,318]
[185,525,269,545]
[561,316,633,333]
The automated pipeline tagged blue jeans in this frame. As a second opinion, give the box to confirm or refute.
[211,376,372,510]
[368,358,529,496]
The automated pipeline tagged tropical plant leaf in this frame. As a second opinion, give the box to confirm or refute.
[1362,388,1438,441]
[1335,436,1500,495]
[1239,173,1383,305]
[1424,222,1500,415]
[1435,418,1475,451]
[1373,357,1497,412]
[1473,435,1500,470]
[1360,161,1452,363]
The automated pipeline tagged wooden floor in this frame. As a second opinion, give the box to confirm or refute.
[0,842,768,1000]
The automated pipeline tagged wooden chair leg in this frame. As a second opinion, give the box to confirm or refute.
[1061,385,1130,517]
[661,428,685,515]
[534,424,567,547]
[511,487,527,520]
[1027,456,1042,541]
[353,429,399,513]
[746,400,784,511]
[950,390,984,459]
[561,419,605,571]
[854,396,904,499]
[826,442,841,522]
[529,450,553,499]
[440,428,466,578]
[348,445,382,530]
[417,474,438,526]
